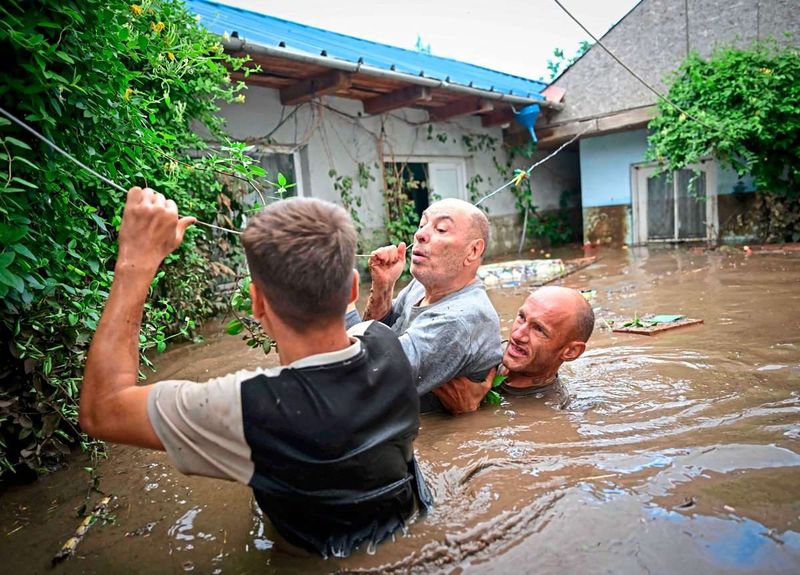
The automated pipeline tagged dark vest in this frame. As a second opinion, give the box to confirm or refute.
[240,321,432,557]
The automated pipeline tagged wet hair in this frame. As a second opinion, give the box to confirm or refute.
[242,198,356,330]
[575,297,595,342]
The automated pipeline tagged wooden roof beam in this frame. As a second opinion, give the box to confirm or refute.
[428,98,494,122]
[363,86,432,115]
[279,70,352,105]
[481,107,515,127]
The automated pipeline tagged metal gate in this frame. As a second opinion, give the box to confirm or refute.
[632,164,717,244]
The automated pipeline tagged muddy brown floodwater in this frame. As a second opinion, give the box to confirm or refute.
[2,246,799,574]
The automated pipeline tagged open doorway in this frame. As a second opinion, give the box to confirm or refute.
[384,159,466,217]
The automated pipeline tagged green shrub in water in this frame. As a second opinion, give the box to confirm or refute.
[0,0,262,477]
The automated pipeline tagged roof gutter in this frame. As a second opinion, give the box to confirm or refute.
[223,38,564,111]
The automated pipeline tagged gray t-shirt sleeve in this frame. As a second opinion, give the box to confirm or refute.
[398,313,473,396]
[147,372,255,484]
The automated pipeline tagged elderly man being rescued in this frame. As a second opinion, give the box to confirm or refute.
[346,198,503,413]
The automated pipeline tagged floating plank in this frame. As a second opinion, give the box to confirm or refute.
[428,98,494,122]
[478,256,598,289]
[280,70,352,105]
[613,317,704,336]
[363,86,432,115]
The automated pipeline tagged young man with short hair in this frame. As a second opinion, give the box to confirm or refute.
[80,187,430,557]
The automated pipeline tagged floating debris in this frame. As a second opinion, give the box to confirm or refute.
[674,496,697,510]
[613,315,704,336]
[478,256,598,289]
[52,496,112,565]
[125,521,157,537]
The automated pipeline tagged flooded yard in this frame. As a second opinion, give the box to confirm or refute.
[1,246,799,574]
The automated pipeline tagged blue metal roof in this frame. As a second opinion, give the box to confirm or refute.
[186,0,547,99]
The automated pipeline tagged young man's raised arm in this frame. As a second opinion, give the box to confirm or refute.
[79,187,194,449]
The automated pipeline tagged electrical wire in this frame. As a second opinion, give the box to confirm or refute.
[0,106,243,235]
[551,0,719,132]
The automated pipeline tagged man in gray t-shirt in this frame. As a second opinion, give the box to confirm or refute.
[349,198,502,412]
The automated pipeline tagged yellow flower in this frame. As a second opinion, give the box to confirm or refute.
[167,51,175,61]
[130,4,142,15]
[235,94,246,103]
[150,21,165,34]
[760,67,772,75]
[124,88,134,101]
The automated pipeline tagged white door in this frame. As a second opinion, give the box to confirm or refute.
[428,161,466,201]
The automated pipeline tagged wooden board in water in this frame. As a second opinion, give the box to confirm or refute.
[613,317,704,336]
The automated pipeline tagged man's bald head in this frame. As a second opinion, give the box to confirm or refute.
[411,199,489,293]
[528,286,595,344]
[503,286,595,382]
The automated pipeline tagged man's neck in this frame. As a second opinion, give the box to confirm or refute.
[422,274,476,306]
[274,321,352,366]
[503,370,559,389]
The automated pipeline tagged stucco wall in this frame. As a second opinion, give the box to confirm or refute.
[509,148,581,212]
[551,0,800,123]
[579,130,649,208]
[216,87,529,252]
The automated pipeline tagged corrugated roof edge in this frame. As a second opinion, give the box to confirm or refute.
[194,0,548,94]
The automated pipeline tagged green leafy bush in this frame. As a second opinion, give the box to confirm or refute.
[648,40,799,240]
[0,0,260,477]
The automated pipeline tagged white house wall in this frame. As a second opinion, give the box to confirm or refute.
[216,86,535,255]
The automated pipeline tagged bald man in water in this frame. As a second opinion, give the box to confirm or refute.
[433,286,595,413]
[347,198,503,413]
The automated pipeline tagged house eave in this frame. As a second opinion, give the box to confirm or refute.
[223,37,564,114]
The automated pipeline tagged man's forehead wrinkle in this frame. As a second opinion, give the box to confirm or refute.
[523,295,563,328]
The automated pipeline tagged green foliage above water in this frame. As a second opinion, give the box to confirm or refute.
[647,40,800,240]
[0,0,260,477]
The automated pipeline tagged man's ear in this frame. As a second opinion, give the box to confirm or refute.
[250,280,278,337]
[349,268,360,305]
[464,238,485,265]
[249,281,263,319]
[560,340,587,362]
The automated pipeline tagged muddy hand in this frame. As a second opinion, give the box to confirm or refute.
[368,242,407,287]
[117,187,196,273]
[433,368,496,415]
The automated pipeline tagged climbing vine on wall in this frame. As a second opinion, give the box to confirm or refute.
[647,40,800,242]
[499,143,574,246]
[382,161,422,246]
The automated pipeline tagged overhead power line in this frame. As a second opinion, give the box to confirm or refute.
[551,0,719,133]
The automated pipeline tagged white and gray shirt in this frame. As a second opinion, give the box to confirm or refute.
[348,278,503,412]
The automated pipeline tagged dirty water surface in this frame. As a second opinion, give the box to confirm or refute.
[1,246,799,574]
